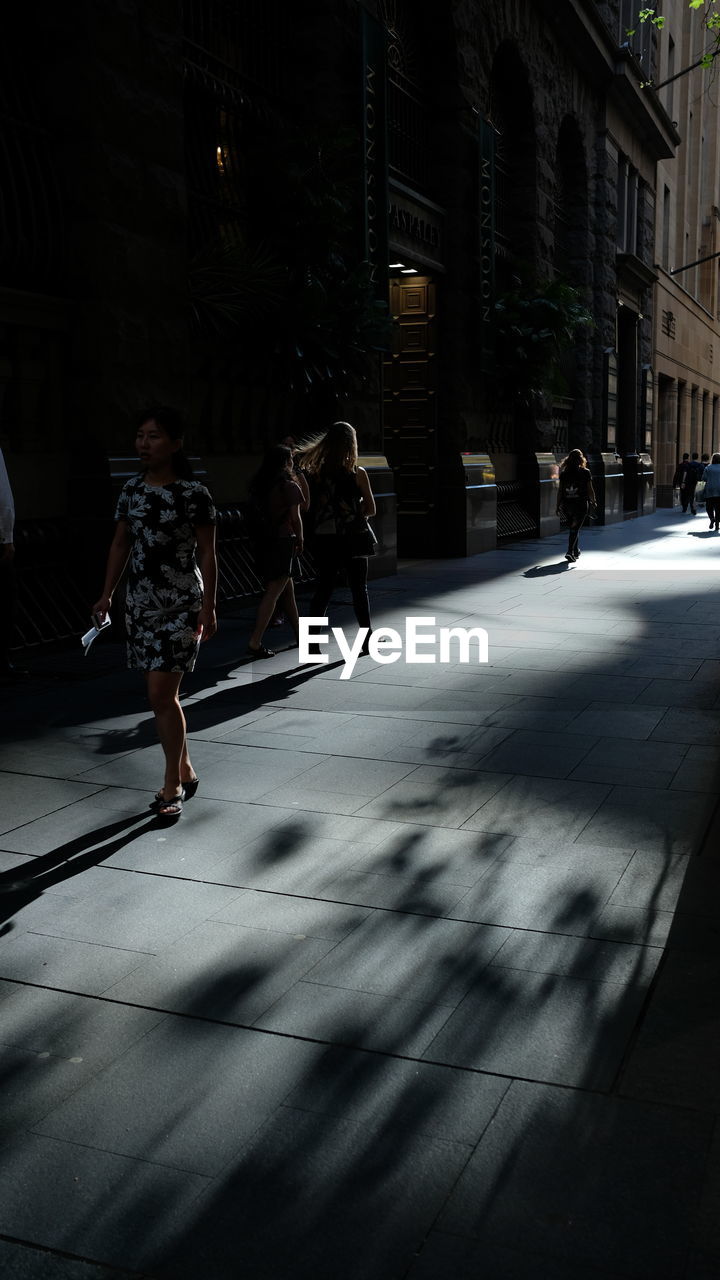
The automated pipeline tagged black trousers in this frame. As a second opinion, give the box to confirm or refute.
[707,496,720,526]
[309,537,371,630]
[682,483,697,512]
[564,501,588,557]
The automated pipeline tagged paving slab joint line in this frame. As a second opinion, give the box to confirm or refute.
[0,1232,144,1278]
[0,972,632,1095]
[0,972,703,1114]
[397,1082,512,1280]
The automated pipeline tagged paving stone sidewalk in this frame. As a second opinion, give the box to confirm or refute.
[1,508,719,1279]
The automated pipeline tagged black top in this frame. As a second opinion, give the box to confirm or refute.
[559,468,593,503]
[309,468,363,535]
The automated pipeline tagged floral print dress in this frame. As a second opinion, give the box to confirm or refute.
[115,476,216,672]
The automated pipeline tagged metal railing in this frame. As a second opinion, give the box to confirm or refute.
[495,480,536,540]
[10,506,317,652]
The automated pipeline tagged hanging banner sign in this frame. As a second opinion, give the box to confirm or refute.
[361,11,389,300]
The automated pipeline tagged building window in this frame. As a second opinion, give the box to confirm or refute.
[662,184,671,270]
[380,1,431,192]
[619,0,653,72]
[604,349,618,448]
[666,36,675,122]
[661,310,676,339]
[617,155,639,255]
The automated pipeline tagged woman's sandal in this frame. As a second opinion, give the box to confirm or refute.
[247,644,275,659]
[156,791,183,819]
[152,776,199,807]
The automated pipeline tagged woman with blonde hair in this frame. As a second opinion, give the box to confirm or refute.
[557,447,596,562]
[297,421,376,650]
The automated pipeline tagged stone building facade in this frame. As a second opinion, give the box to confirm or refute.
[651,0,720,504]
[0,0,682,582]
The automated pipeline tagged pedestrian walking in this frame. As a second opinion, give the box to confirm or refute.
[0,446,16,677]
[702,452,720,530]
[92,406,217,819]
[246,445,305,658]
[0,445,28,680]
[269,436,310,629]
[557,448,596,563]
[298,421,376,651]
[673,453,693,512]
[671,450,691,509]
[685,452,704,515]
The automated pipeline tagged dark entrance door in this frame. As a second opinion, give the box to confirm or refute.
[382,274,438,556]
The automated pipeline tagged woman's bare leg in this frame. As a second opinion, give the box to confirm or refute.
[145,670,192,798]
[278,579,300,639]
[249,577,289,649]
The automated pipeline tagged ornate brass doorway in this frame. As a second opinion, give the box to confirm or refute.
[382,274,438,556]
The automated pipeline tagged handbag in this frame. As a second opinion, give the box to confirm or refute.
[347,518,378,557]
[695,480,707,505]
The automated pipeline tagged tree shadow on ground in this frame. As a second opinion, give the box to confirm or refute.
[1,570,719,1277]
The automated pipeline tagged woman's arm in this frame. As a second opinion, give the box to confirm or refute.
[289,501,304,554]
[195,523,218,641]
[294,467,310,512]
[92,520,132,621]
[356,467,376,517]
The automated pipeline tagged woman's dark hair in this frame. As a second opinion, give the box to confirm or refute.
[249,445,293,501]
[559,447,587,475]
[712,453,720,465]
[136,404,195,479]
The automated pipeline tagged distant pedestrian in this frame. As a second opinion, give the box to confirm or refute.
[557,448,596,563]
[270,436,310,628]
[673,453,692,512]
[247,445,304,658]
[702,452,720,530]
[297,421,376,650]
[685,452,704,515]
[92,406,217,819]
[0,445,26,680]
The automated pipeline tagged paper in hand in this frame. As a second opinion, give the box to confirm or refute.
[81,614,112,655]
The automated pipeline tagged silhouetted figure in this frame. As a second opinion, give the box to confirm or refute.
[557,448,596,564]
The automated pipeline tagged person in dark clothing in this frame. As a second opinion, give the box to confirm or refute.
[557,448,596,563]
[685,452,704,514]
[247,445,305,658]
[0,445,21,679]
[673,453,691,511]
[297,421,376,652]
[701,452,720,531]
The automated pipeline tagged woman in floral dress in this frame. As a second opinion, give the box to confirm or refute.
[93,406,217,818]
